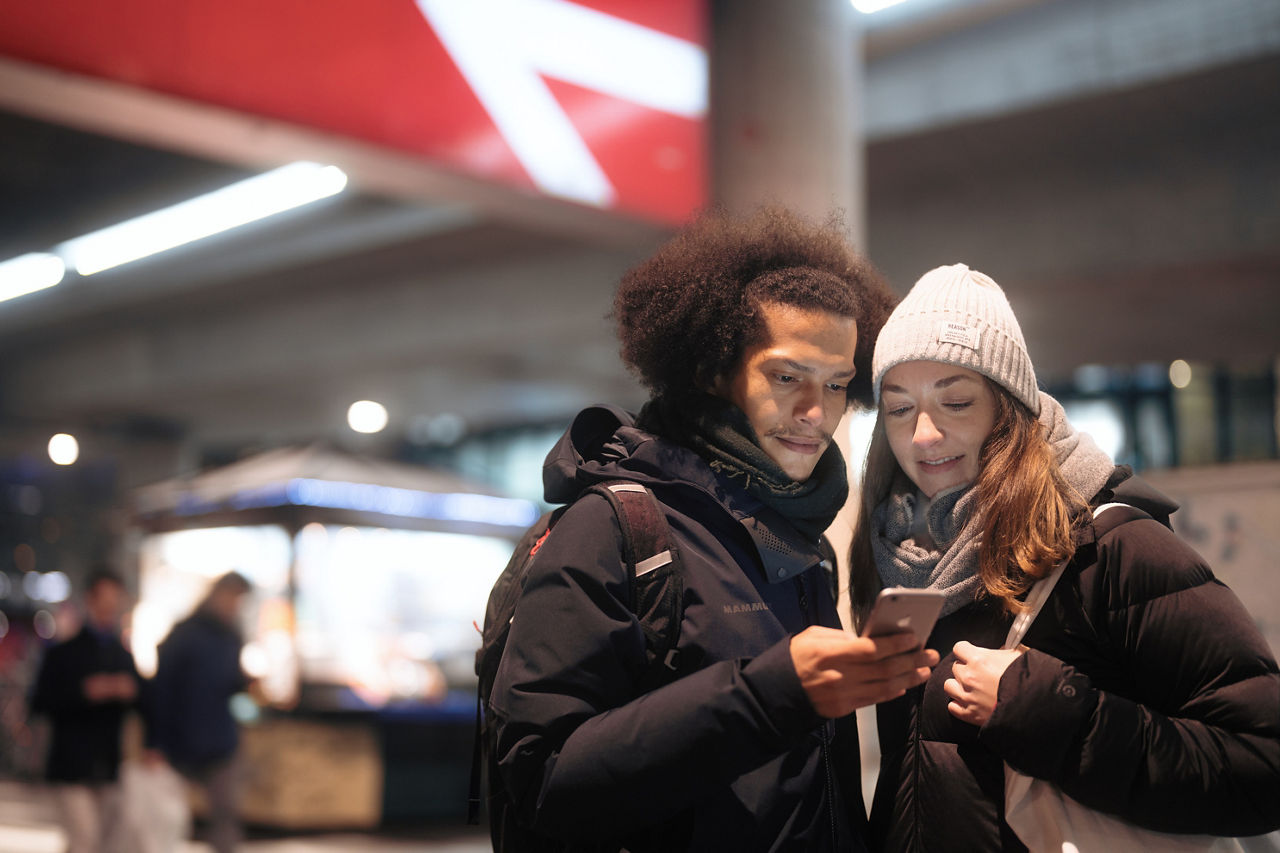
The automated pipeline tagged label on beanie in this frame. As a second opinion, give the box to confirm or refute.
[937,321,981,350]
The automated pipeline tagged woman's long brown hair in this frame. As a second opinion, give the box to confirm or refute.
[848,380,1085,630]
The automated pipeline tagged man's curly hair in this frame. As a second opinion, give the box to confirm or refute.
[613,207,896,409]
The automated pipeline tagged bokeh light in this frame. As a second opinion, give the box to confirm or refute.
[347,400,389,434]
[48,433,79,465]
[1169,359,1193,389]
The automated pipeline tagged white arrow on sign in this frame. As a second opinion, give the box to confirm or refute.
[416,0,707,208]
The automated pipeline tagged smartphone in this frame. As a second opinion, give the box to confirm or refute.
[859,587,945,644]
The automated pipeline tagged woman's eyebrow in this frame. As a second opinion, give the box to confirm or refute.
[934,374,980,389]
[882,374,979,394]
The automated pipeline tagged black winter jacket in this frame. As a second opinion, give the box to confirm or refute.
[870,469,1280,851]
[29,625,140,783]
[148,610,247,768]
[491,406,868,852]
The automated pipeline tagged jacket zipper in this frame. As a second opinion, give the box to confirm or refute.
[820,721,838,850]
[908,681,924,851]
[795,574,809,614]
[796,573,839,849]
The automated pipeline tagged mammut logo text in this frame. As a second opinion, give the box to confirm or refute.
[723,603,771,614]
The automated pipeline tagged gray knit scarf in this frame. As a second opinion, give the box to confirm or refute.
[871,391,1117,617]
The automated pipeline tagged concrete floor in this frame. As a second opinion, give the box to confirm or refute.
[0,779,491,853]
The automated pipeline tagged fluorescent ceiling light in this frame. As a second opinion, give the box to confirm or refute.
[58,161,348,276]
[0,253,65,302]
[853,0,912,12]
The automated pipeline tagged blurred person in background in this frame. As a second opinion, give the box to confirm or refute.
[146,571,252,853]
[28,566,140,853]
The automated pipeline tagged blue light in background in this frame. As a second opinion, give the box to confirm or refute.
[172,478,538,528]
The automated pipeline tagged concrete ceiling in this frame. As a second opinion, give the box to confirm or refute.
[0,60,670,464]
[865,52,1280,376]
[0,28,1275,472]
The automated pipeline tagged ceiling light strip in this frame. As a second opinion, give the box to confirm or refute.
[0,252,65,302]
[57,161,348,276]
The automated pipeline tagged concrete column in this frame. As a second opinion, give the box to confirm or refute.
[711,2,876,800]
[711,0,867,630]
[710,0,864,240]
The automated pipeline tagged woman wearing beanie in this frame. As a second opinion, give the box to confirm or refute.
[849,264,1280,851]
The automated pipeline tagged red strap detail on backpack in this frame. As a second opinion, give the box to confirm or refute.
[529,527,553,556]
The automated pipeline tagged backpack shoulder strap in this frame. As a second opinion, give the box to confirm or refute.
[582,481,685,676]
[585,482,675,577]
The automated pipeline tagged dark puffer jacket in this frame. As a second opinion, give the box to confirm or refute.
[870,469,1280,851]
[148,609,247,769]
[29,626,140,783]
[491,406,868,852]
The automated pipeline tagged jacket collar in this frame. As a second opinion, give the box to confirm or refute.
[544,405,828,584]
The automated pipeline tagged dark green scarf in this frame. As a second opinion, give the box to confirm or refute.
[637,393,849,542]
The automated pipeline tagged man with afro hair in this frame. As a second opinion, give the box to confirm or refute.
[488,208,938,851]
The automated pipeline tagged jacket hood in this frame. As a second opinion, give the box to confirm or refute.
[543,404,733,506]
[543,404,632,503]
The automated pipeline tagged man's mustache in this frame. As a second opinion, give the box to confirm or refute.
[763,428,832,444]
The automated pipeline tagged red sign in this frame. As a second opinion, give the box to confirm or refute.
[0,0,707,225]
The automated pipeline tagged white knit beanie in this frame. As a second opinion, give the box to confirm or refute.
[872,263,1040,415]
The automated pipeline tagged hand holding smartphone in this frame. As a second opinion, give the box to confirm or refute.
[860,587,945,646]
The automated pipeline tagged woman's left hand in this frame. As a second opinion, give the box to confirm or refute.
[944,641,1023,726]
